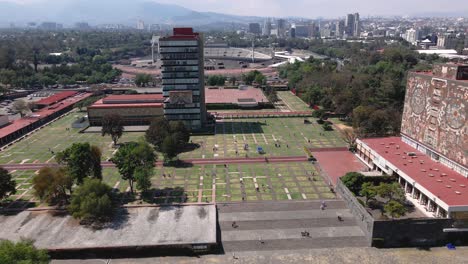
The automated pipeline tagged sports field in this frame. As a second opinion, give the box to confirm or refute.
[3,161,336,208]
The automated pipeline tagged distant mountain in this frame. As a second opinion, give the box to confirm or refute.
[0,0,264,27]
[412,11,468,18]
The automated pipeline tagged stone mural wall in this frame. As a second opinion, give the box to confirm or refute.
[401,71,467,167]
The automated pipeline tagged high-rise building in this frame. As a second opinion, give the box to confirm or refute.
[137,20,145,30]
[277,19,287,38]
[248,23,261,35]
[437,32,457,49]
[405,28,420,45]
[345,13,360,37]
[75,22,91,30]
[159,28,207,130]
[353,13,360,37]
[262,18,271,36]
[289,27,296,38]
[335,20,345,38]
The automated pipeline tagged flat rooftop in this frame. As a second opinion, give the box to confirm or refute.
[35,91,78,106]
[361,137,468,207]
[89,94,164,109]
[0,205,216,250]
[205,87,267,104]
[0,93,92,139]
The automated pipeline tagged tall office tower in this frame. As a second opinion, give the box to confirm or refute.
[437,32,457,49]
[159,28,207,130]
[335,20,345,38]
[405,28,420,45]
[262,18,272,36]
[277,19,287,38]
[137,20,145,30]
[345,14,355,36]
[345,13,360,37]
[289,26,296,38]
[353,13,360,37]
[249,23,262,35]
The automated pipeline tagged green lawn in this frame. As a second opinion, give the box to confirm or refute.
[0,113,345,164]
[3,162,337,207]
[277,91,312,112]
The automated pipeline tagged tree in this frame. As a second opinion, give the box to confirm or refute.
[341,172,365,195]
[0,239,49,264]
[101,114,124,146]
[55,143,102,185]
[68,178,115,222]
[161,135,179,162]
[342,127,358,151]
[0,167,16,201]
[264,87,279,103]
[376,182,405,203]
[207,75,226,86]
[111,141,156,194]
[229,76,237,86]
[359,182,377,205]
[12,100,30,117]
[384,200,407,219]
[32,167,72,204]
[146,117,170,151]
[169,121,190,145]
[134,73,153,87]
[135,166,153,193]
[322,123,333,131]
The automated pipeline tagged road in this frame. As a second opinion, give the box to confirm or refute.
[1,156,308,171]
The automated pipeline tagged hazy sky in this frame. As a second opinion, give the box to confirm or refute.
[3,0,466,18]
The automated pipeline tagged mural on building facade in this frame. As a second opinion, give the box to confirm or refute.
[401,72,467,167]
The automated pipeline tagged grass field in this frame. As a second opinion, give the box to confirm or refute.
[0,113,345,164]
[3,162,336,208]
[277,91,312,112]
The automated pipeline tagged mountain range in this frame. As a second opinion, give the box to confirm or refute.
[0,0,264,27]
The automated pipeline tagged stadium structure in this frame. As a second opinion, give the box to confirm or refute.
[204,43,272,62]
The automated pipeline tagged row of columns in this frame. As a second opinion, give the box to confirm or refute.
[399,177,447,218]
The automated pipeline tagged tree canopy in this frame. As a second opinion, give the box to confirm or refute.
[101,114,124,146]
[146,118,190,157]
[55,143,102,185]
[0,167,16,201]
[0,239,49,264]
[68,178,115,222]
[111,141,156,194]
[32,167,72,204]
[279,45,445,137]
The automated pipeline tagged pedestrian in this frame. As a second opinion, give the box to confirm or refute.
[286,144,289,148]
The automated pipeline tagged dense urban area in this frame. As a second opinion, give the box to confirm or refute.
[0,1,467,263]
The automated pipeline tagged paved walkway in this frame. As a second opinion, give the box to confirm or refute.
[217,200,368,252]
[0,156,308,171]
[52,247,468,264]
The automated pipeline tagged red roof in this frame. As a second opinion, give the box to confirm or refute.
[205,87,267,104]
[0,93,93,139]
[35,91,78,106]
[89,94,164,109]
[102,94,164,104]
[361,137,468,207]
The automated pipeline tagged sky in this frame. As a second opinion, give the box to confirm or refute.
[2,0,467,18]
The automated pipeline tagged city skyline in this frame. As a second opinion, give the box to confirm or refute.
[2,0,468,18]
